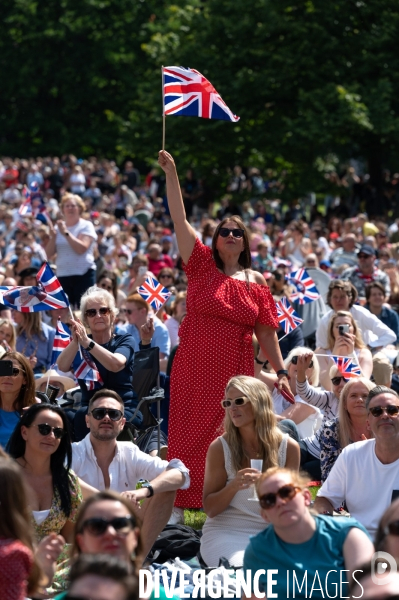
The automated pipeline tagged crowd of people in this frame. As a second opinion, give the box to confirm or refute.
[0,150,399,598]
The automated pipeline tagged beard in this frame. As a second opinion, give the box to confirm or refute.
[91,427,120,441]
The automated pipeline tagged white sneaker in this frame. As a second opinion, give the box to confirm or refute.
[168,507,184,525]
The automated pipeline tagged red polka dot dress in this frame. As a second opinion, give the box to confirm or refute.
[168,238,278,508]
[0,538,33,600]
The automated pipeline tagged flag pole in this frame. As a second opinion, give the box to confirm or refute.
[162,65,166,150]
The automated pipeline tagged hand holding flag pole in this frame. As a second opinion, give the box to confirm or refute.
[162,65,166,150]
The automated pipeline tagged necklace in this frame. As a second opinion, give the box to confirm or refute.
[243,442,261,458]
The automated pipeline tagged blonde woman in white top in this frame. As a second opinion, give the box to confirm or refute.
[200,375,299,567]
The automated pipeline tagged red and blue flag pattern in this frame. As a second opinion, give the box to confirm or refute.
[288,268,320,305]
[51,319,71,366]
[138,276,172,311]
[163,66,240,122]
[331,356,362,378]
[74,347,103,391]
[0,263,69,312]
[276,297,304,335]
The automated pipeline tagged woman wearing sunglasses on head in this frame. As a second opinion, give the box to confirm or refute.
[0,351,37,449]
[57,285,152,442]
[255,347,323,439]
[158,151,291,511]
[319,377,376,482]
[200,376,299,568]
[243,467,374,599]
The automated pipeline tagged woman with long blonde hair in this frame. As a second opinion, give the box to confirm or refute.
[200,375,299,568]
[319,377,376,482]
[315,310,373,390]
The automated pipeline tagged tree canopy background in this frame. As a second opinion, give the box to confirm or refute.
[1,0,399,197]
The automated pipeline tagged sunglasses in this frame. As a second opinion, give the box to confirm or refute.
[259,483,302,509]
[219,227,245,238]
[159,274,173,279]
[221,396,249,409]
[368,405,399,418]
[384,520,399,536]
[126,308,138,315]
[90,407,124,421]
[33,423,66,439]
[85,307,111,318]
[99,283,113,291]
[80,515,135,536]
[358,254,371,259]
[290,355,313,368]
[9,367,26,378]
[331,376,349,386]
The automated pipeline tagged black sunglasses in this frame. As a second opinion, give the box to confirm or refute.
[85,307,111,318]
[33,423,66,439]
[90,407,123,421]
[331,376,349,386]
[384,520,399,536]
[368,405,399,418]
[99,283,113,291]
[259,483,302,509]
[291,355,313,368]
[159,274,173,279]
[358,253,372,259]
[219,227,245,238]
[80,515,135,536]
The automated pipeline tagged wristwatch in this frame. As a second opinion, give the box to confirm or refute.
[142,482,154,497]
[276,369,289,377]
[86,340,95,351]
[65,231,70,237]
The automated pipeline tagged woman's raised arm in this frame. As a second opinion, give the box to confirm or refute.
[158,150,197,264]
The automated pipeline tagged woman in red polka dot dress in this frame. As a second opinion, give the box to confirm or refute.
[158,150,293,509]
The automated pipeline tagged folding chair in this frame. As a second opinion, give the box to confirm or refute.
[125,346,166,454]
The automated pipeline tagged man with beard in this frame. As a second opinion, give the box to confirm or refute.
[71,388,190,558]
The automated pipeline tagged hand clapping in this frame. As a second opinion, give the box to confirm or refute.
[70,318,90,347]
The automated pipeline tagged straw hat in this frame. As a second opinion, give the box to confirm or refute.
[35,369,76,392]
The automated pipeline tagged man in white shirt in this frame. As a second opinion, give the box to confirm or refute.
[314,386,399,538]
[316,279,396,349]
[72,389,190,558]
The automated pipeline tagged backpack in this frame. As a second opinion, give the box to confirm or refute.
[149,524,202,563]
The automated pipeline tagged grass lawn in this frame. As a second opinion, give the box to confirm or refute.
[185,486,321,530]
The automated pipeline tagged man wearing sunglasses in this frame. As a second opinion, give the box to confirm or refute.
[315,386,399,538]
[341,244,391,304]
[71,388,190,559]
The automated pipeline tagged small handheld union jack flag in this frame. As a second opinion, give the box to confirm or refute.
[276,297,304,335]
[18,186,32,217]
[331,356,362,378]
[0,263,69,312]
[163,66,240,122]
[51,319,71,366]
[138,276,172,311]
[288,268,320,305]
[74,347,103,391]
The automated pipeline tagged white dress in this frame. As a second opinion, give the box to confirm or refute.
[200,434,288,567]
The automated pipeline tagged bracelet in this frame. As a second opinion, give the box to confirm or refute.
[276,369,289,377]
[65,231,70,237]
[255,356,268,367]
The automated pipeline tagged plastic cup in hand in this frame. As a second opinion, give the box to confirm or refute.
[248,459,263,501]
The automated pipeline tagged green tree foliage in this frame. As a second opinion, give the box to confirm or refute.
[1,0,399,195]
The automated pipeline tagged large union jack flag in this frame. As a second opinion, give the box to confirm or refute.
[163,66,240,122]
[0,263,69,312]
[51,319,71,366]
[276,297,304,335]
[74,346,103,391]
[138,276,172,311]
[331,356,362,378]
[288,268,320,305]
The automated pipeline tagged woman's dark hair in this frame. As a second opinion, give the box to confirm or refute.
[97,269,118,301]
[0,351,36,412]
[7,403,74,517]
[212,216,251,270]
[72,490,143,573]
[69,554,139,600]
[374,497,399,552]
